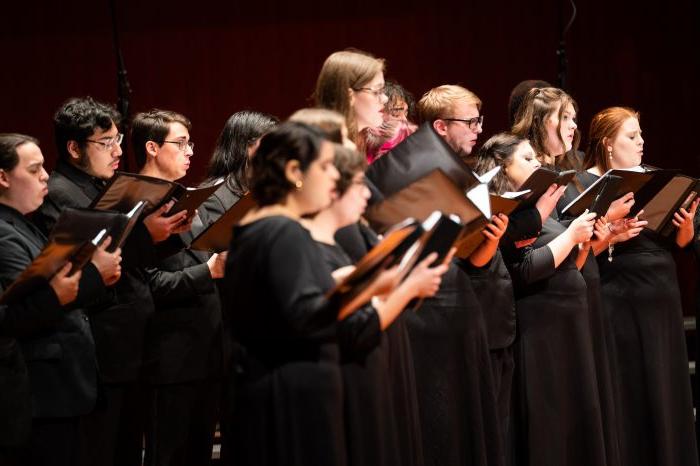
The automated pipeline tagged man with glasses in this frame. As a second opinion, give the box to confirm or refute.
[417,84,484,166]
[131,109,225,466]
[34,97,190,466]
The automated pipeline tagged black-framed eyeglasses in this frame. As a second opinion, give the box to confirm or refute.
[162,140,195,152]
[85,133,124,151]
[441,115,484,130]
[353,86,386,99]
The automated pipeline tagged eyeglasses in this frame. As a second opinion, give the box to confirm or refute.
[162,139,195,152]
[441,115,484,131]
[85,133,124,151]
[353,86,386,99]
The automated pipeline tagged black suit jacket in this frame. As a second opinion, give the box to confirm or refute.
[0,280,64,446]
[0,204,98,420]
[144,213,225,384]
[34,160,160,383]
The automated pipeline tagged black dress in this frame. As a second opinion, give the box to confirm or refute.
[222,216,346,466]
[405,262,503,466]
[505,216,607,466]
[335,223,425,466]
[589,171,699,466]
[557,171,622,466]
[317,241,400,466]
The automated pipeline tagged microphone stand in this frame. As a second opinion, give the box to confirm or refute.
[109,0,132,172]
[557,0,577,90]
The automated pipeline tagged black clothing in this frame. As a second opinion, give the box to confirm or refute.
[335,222,425,466]
[143,212,224,466]
[0,204,99,418]
[0,203,100,466]
[587,168,699,466]
[200,182,242,226]
[405,262,503,466]
[223,216,345,466]
[33,160,168,466]
[559,172,622,466]
[144,380,221,466]
[0,282,63,448]
[506,216,607,466]
[318,241,400,466]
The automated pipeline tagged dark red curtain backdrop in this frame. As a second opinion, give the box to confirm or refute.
[1,0,699,308]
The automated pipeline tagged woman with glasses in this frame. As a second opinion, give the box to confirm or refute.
[221,122,345,465]
[131,109,226,466]
[314,49,389,156]
[201,110,279,223]
[581,107,699,466]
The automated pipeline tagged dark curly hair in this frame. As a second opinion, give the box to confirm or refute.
[204,110,279,194]
[53,97,121,163]
[249,122,326,206]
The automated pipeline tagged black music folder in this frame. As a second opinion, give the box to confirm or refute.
[91,171,224,218]
[328,211,462,319]
[366,123,480,200]
[560,174,623,219]
[0,228,107,305]
[189,193,257,252]
[643,174,700,237]
[560,169,653,216]
[48,204,142,253]
[504,168,576,211]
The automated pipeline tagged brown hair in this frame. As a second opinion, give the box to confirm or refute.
[288,108,346,144]
[313,49,385,144]
[511,87,580,169]
[417,85,482,123]
[474,132,528,195]
[332,143,367,195]
[584,107,640,173]
[131,109,192,169]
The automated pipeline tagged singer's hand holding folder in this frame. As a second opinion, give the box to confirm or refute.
[328,211,463,319]
[90,171,224,219]
[0,227,108,305]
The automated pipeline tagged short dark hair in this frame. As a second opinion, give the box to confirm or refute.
[0,133,39,172]
[54,97,121,162]
[249,122,326,206]
[205,110,279,193]
[131,109,192,169]
[508,79,551,126]
[333,144,367,196]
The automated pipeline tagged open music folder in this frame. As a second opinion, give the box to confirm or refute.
[328,211,463,319]
[560,168,653,216]
[90,171,224,219]
[48,204,144,253]
[189,193,257,252]
[503,168,576,212]
[0,228,107,305]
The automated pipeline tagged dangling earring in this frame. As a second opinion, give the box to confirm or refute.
[295,180,303,190]
[608,148,613,160]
